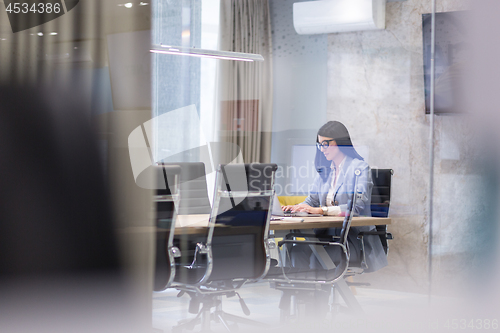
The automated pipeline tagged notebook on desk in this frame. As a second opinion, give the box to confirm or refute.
[271,193,322,217]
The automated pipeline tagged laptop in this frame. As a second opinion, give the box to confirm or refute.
[271,193,322,217]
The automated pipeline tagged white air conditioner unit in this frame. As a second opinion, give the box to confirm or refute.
[293,0,386,35]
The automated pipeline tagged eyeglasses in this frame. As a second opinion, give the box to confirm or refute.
[316,139,335,150]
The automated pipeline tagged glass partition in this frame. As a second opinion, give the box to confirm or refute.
[2,0,499,332]
[0,1,154,331]
[148,0,499,330]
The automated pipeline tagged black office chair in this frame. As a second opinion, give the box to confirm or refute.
[265,169,363,321]
[157,162,211,215]
[152,164,182,292]
[170,163,277,333]
[0,84,135,332]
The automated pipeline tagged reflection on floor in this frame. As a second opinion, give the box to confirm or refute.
[153,281,469,333]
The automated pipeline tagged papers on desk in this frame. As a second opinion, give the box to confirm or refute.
[271,217,304,222]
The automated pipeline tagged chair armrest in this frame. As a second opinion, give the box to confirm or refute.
[357,231,386,237]
[284,232,341,240]
[278,239,342,247]
[357,231,393,239]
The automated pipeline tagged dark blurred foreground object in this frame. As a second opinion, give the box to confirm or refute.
[0,83,119,276]
[0,84,139,333]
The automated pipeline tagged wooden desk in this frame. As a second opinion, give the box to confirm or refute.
[175,214,391,234]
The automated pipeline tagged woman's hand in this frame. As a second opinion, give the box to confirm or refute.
[294,204,323,215]
[282,204,323,215]
[281,205,296,212]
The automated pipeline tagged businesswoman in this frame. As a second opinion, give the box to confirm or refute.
[283,121,387,273]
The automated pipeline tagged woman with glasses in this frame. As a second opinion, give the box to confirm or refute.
[282,121,372,217]
[279,121,387,318]
[282,121,387,272]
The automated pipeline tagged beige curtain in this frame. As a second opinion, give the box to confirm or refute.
[218,0,273,163]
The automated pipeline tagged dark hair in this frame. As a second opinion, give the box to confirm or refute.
[315,121,364,182]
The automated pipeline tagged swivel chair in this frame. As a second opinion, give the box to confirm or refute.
[171,163,277,332]
[265,169,363,321]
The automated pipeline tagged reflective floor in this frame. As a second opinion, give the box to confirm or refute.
[153,281,469,333]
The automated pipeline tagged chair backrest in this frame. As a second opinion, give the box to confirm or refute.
[220,163,276,192]
[153,165,180,291]
[370,169,392,218]
[204,163,277,283]
[370,168,393,254]
[159,162,211,214]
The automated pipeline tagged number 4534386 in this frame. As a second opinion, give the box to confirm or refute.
[444,319,498,330]
[6,2,61,14]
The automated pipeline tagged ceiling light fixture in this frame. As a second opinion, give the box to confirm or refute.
[50,32,58,35]
[139,2,149,5]
[37,32,43,36]
[150,44,264,62]
[124,3,133,8]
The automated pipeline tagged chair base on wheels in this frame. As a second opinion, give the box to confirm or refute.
[274,282,332,324]
[172,292,266,333]
[271,276,365,324]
